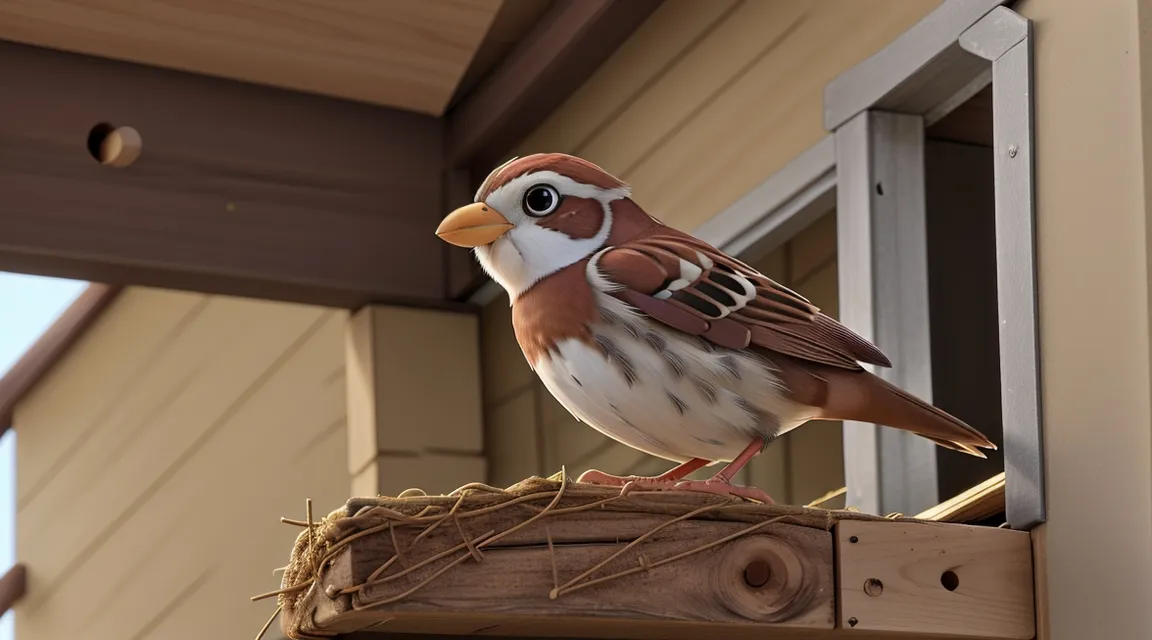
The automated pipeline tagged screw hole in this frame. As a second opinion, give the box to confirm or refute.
[743,559,771,588]
[863,578,884,597]
[875,182,884,196]
[849,535,859,544]
[87,122,143,168]
[941,570,959,591]
[848,616,859,627]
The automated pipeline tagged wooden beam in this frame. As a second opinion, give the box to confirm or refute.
[345,306,486,497]
[445,0,663,172]
[275,484,1037,640]
[0,41,446,309]
[0,564,28,616]
[0,283,121,434]
[836,520,1034,638]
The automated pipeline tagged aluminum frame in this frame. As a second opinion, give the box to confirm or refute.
[829,3,1043,528]
[835,111,939,517]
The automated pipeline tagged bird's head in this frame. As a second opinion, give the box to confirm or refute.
[436,153,650,300]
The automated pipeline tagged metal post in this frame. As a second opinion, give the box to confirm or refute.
[835,110,940,516]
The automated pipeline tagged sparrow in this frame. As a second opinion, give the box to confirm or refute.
[435,153,995,504]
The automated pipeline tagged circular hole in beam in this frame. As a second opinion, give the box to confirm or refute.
[743,559,771,588]
[87,122,143,168]
[941,570,960,592]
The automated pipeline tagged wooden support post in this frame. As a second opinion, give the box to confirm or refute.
[345,306,486,497]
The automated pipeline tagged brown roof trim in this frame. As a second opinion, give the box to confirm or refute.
[0,563,27,616]
[445,0,664,172]
[0,283,121,434]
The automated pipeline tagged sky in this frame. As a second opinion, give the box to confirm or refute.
[0,273,89,640]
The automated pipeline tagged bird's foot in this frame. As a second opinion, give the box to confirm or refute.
[670,479,776,505]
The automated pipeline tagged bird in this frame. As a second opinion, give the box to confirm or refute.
[435,153,996,504]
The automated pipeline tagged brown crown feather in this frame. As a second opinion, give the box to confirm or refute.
[476,153,627,202]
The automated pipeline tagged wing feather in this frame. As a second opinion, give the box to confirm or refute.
[596,229,891,370]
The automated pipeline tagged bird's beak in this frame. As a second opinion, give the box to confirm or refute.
[435,202,514,248]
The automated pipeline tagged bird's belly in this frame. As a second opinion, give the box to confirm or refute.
[533,325,814,463]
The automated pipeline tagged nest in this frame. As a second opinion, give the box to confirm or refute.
[256,475,909,640]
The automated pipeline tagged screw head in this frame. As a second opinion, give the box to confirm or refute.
[848,617,859,627]
[849,535,859,543]
[1008,144,1019,158]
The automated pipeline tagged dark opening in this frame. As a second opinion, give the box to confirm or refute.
[87,122,116,163]
[744,560,771,588]
[941,570,960,591]
[924,83,1006,501]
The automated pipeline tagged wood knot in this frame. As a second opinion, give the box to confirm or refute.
[714,535,811,622]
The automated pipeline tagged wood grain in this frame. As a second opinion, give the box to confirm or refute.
[915,473,1005,524]
[0,0,502,115]
[0,40,447,309]
[293,508,835,638]
[835,520,1034,639]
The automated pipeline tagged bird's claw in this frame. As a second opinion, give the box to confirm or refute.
[669,479,776,505]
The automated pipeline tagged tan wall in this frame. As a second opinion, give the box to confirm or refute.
[1012,0,1152,637]
[516,0,940,233]
[12,287,349,639]
[482,212,844,507]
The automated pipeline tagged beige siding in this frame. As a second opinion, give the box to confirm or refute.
[482,213,844,506]
[13,287,349,640]
[516,0,940,232]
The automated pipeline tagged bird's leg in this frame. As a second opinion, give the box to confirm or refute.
[576,457,710,486]
[672,437,776,505]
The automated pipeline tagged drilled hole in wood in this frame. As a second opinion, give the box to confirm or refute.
[743,559,771,588]
[87,122,143,168]
[863,578,884,597]
[941,570,960,591]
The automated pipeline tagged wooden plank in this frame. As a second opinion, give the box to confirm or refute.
[446,0,664,171]
[1031,524,1048,640]
[0,0,503,115]
[0,564,27,616]
[0,283,120,433]
[0,40,447,309]
[915,473,1005,524]
[301,516,834,637]
[835,520,1034,638]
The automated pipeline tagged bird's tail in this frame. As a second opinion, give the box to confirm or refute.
[819,367,996,457]
[772,354,996,457]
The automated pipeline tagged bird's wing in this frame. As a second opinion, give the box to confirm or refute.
[596,229,891,370]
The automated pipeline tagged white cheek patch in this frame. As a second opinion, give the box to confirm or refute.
[475,170,630,300]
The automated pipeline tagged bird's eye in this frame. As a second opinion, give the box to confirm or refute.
[523,184,561,217]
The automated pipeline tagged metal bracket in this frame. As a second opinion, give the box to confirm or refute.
[960,7,1046,530]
